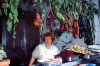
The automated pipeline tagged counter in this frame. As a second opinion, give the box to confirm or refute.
[61,59,81,66]
[32,52,100,66]
[61,53,100,66]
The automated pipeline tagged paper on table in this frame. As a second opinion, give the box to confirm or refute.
[90,49,100,52]
[88,45,100,50]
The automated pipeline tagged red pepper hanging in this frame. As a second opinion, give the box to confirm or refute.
[72,19,79,38]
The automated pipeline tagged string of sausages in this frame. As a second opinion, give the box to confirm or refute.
[60,12,72,32]
[46,10,56,32]
[72,19,79,38]
[46,10,79,38]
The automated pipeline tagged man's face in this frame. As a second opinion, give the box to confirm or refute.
[34,13,42,29]
[34,20,42,29]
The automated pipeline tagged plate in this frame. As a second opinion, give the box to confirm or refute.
[67,49,94,55]
[79,64,88,66]
[89,49,100,52]
[37,60,45,62]
[88,45,100,50]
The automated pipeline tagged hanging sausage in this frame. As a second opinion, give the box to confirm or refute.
[46,10,56,32]
[64,12,72,32]
[71,13,79,38]
[72,19,79,38]
[60,23,69,32]
[64,12,72,28]
[60,12,72,32]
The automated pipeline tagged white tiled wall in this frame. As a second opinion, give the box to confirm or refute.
[93,0,100,44]
[68,0,100,46]
[42,1,100,50]
[94,15,100,44]
[19,0,100,50]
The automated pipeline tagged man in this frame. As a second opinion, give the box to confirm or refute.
[26,8,42,65]
[5,8,42,66]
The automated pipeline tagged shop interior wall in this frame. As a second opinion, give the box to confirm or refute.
[42,0,100,47]
[2,0,100,51]
[1,0,100,66]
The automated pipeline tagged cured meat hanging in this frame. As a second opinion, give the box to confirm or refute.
[46,10,73,32]
[72,19,79,38]
[60,23,69,32]
[60,12,72,32]
[64,12,72,29]
[46,10,56,31]
[78,14,93,45]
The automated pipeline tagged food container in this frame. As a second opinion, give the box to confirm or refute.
[79,64,88,66]
[84,52,99,60]
[37,61,62,66]
[37,59,62,66]
[57,49,80,62]
[61,55,80,62]
[88,45,100,50]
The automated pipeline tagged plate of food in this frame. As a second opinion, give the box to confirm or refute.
[69,45,94,55]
